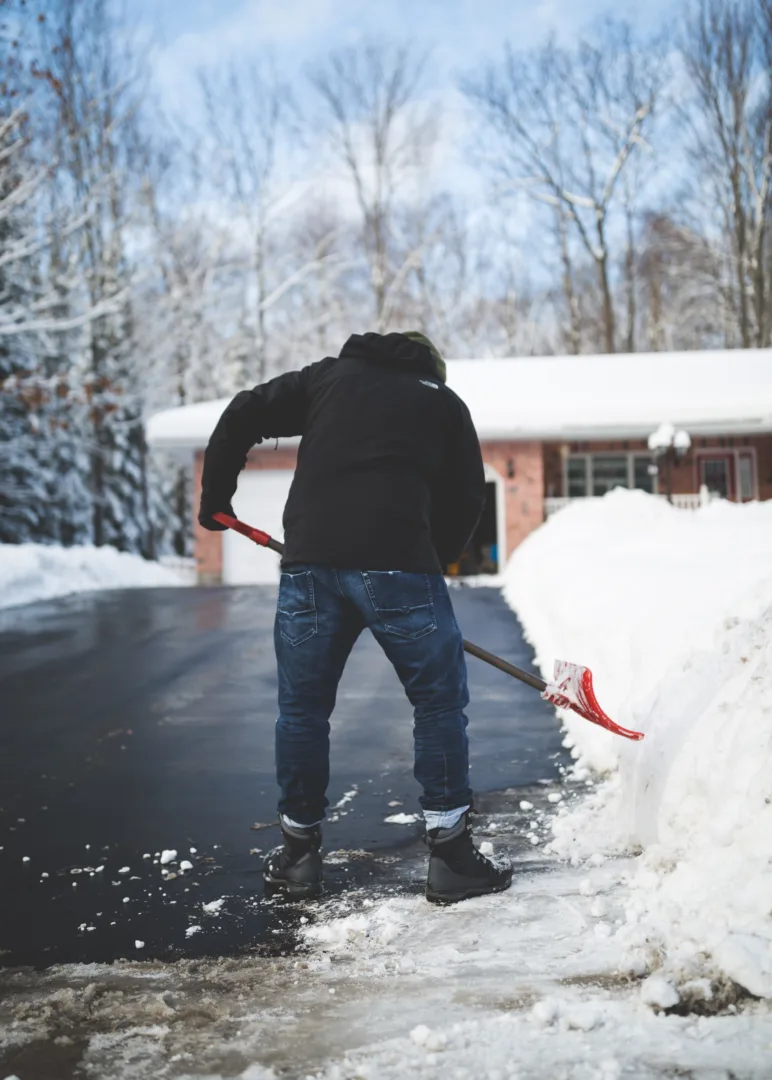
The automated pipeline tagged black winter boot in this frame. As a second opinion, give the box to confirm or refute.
[263,820,323,899]
[425,812,512,904]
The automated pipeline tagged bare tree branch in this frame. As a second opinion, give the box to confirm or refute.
[463,21,666,353]
[309,40,437,330]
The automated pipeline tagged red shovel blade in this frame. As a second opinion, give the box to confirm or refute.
[541,660,644,741]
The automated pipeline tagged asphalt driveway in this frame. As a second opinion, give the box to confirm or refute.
[0,583,568,966]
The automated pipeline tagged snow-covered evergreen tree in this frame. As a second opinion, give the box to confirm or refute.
[0,102,47,544]
[41,0,156,555]
[0,13,92,546]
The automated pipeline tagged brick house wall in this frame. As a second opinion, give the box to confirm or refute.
[481,441,544,555]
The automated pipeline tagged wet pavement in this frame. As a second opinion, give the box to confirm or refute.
[0,583,568,967]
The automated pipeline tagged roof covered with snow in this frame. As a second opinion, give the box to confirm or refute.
[146,348,772,449]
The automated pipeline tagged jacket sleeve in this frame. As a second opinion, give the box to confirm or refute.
[430,398,486,565]
[199,367,310,527]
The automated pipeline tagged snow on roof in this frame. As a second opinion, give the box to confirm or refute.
[146,348,772,450]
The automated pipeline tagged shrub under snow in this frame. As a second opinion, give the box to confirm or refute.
[505,490,772,999]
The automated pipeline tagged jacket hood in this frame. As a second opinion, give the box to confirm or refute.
[339,332,447,384]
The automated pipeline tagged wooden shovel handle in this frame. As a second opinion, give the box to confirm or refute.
[461,639,547,692]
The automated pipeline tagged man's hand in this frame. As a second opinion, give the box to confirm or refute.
[198,502,235,531]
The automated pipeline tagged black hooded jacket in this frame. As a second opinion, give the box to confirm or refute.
[199,332,486,572]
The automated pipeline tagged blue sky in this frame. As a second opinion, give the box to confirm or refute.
[134,0,677,112]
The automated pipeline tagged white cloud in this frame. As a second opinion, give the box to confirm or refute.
[150,0,361,109]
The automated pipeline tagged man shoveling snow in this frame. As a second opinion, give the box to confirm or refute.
[198,331,512,904]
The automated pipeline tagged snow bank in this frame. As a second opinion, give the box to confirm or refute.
[0,543,187,610]
[505,491,772,998]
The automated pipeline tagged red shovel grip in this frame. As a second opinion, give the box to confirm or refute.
[212,513,284,555]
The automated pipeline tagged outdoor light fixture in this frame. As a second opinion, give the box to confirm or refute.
[507,458,515,479]
[648,422,692,503]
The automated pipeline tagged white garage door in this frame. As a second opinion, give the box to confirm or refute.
[222,470,294,584]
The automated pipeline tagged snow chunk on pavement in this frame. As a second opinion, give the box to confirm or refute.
[202,898,225,915]
[332,786,358,809]
[384,813,420,825]
[304,898,408,951]
[159,850,177,865]
[410,1024,446,1050]
[640,973,680,1010]
[185,925,202,938]
[531,997,560,1027]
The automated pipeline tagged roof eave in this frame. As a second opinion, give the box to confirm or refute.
[483,418,772,441]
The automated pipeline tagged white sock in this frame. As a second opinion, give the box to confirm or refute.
[423,805,469,831]
[281,814,323,830]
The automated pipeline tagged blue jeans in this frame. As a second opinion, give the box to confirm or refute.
[274,565,472,826]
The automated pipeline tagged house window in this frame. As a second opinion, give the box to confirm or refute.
[633,455,656,494]
[567,456,589,497]
[566,453,655,497]
[695,448,756,502]
[700,457,732,499]
[592,456,628,496]
[738,452,755,500]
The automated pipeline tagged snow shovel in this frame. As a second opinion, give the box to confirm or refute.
[213,513,644,742]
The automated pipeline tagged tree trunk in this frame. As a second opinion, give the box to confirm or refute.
[90,333,105,547]
[557,210,581,354]
[649,272,663,352]
[373,210,388,331]
[595,216,615,353]
[732,169,751,348]
[91,434,105,546]
[174,466,189,557]
[597,256,615,354]
[624,203,636,353]
[255,198,268,383]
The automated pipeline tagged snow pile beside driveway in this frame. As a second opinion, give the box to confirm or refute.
[0,542,187,610]
[505,490,772,1000]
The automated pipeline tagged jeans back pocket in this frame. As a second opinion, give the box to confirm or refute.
[277,570,318,646]
[362,571,437,640]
